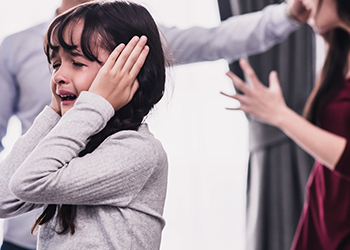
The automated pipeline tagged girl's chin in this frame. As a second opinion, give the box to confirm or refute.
[60,100,76,116]
[60,106,73,116]
[61,109,69,116]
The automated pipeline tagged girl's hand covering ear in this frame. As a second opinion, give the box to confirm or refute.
[89,35,149,111]
[221,59,288,127]
[49,79,62,115]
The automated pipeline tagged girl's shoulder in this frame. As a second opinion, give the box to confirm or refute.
[103,123,166,159]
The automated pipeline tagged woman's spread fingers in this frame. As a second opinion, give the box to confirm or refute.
[220,91,246,103]
[129,45,149,77]
[220,91,234,98]
[225,107,241,111]
[239,59,262,89]
[226,71,250,94]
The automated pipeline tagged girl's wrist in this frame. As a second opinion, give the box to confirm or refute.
[49,103,61,116]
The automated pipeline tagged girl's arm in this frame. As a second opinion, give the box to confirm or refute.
[8,92,165,206]
[222,59,346,170]
[0,106,61,217]
[7,36,162,206]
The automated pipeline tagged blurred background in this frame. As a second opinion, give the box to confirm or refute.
[0,0,249,249]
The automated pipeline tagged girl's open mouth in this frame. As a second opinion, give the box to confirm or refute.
[59,94,77,105]
[59,94,77,101]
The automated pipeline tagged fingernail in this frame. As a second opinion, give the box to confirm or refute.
[133,36,140,42]
[140,35,148,42]
[117,43,125,49]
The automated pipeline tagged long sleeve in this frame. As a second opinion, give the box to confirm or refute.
[0,38,18,151]
[0,20,53,250]
[159,3,299,65]
[8,92,166,208]
[0,22,52,143]
[0,106,61,218]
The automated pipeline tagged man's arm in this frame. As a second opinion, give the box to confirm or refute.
[0,38,18,152]
[159,3,301,65]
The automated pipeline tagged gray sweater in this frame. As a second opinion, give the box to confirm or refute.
[0,91,168,250]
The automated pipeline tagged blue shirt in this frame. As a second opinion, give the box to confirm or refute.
[0,20,52,250]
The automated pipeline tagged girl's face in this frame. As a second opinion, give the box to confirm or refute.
[51,21,109,116]
[304,0,342,35]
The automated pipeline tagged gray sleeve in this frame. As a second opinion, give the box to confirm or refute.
[8,92,161,207]
[0,106,61,218]
[159,3,300,65]
[0,38,18,151]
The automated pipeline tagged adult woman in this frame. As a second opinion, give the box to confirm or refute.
[222,0,350,249]
[0,1,168,249]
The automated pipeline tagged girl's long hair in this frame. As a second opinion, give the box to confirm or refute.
[32,0,168,235]
[304,0,350,124]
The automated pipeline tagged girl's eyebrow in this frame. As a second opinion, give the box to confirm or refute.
[67,49,85,58]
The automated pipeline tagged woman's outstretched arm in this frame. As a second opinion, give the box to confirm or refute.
[222,59,346,170]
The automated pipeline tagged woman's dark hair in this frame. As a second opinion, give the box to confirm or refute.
[32,0,168,235]
[305,0,350,124]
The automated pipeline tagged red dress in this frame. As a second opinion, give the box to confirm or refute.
[291,79,350,250]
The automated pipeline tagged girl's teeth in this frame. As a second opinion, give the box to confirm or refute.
[60,95,76,101]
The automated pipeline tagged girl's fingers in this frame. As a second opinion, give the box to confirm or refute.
[113,36,147,72]
[129,45,149,77]
[104,43,126,69]
[121,36,148,73]
[112,36,140,70]
[129,79,140,99]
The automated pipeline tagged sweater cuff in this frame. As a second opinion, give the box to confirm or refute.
[74,91,115,120]
[30,106,61,136]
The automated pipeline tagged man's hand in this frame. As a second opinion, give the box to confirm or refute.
[286,0,311,23]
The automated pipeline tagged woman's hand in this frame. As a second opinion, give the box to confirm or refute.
[222,59,347,169]
[49,79,61,116]
[221,59,289,127]
[89,35,149,111]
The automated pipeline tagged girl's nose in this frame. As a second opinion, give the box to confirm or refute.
[52,67,70,85]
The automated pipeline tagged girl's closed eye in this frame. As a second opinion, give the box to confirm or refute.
[52,63,61,70]
[72,61,86,67]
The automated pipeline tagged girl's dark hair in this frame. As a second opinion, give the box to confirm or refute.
[32,0,168,235]
[305,0,350,124]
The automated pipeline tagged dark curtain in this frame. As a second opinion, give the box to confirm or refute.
[217,1,315,249]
